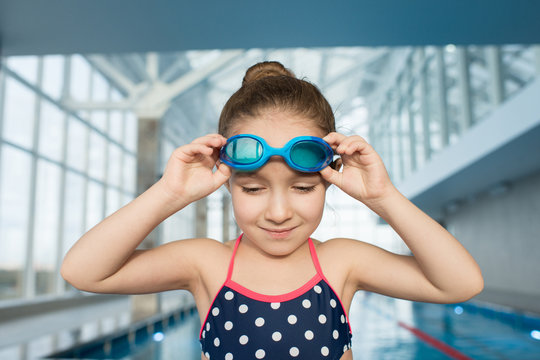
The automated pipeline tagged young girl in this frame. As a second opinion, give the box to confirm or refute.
[62,61,483,360]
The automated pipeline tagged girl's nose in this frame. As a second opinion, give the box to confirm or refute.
[264,191,293,224]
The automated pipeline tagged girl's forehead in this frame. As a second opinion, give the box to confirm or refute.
[230,114,325,144]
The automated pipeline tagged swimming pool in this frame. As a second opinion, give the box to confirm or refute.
[47,293,540,359]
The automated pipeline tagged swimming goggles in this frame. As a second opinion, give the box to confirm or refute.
[219,134,335,172]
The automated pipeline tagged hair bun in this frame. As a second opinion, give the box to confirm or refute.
[242,61,296,86]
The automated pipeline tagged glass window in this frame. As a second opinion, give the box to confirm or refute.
[2,76,36,149]
[6,56,39,84]
[109,110,124,144]
[106,188,121,217]
[33,160,61,295]
[38,100,65,162]
[86,181,104,231]
[426,51,444,154]
[107,144,122,188]
[88,131,106,181]
[0,147,32,300]
[90,110,108,133]
[91,70,109,102]
[123,153,137,194]
[62,172,85,258]
[70,55,91,102]
[124,112,138,152]
[66,117,88,173]
[42,55,65,99]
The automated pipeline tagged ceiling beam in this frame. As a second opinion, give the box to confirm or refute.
[2,0,540,56]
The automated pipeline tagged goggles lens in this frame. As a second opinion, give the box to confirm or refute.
[220,134,334,172]
[290,141,328,170]
[224,137,262,164]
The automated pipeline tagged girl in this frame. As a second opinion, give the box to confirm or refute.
[62,61,483,360]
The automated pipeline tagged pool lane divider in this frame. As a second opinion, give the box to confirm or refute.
[397,321,473,360]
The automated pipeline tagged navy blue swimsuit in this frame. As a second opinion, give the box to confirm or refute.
[199,235,352,359]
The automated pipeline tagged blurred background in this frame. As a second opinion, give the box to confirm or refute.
[1,1,539,359]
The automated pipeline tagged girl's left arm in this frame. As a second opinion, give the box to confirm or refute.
[321,132,484,303]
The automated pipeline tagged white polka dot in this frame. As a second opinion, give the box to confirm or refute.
[321,346,329,356]
[270,302,280,309]
[205,352,210,359]
[255,349,265,359]
[314,285,322,293]
[239,335,249,345]
[224,321,233,330]
[288,315,297,324]
[319,314,327,324]
[255,317,265,327]
[304,330,314,340]
[206,323,210,331]
[333,329,339,339]
[341,314,346,323]
[239,304,248,313]
[289,347,299,357]
[330,299,337,308]
[225,291,234,300]
[272,331,282,341]
[214,337,220,347]
[344,344,349,352]
[212,307,220,316]
[202,330,206,338]
[302,299,311,308]
[225,353,233,360]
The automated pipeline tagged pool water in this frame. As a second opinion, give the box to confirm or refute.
[49,293,540,359]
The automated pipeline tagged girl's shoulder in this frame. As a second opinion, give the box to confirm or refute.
[311,237,379,266]
[312,236,372,251]
[165,237,236,286]
[166,236,235,258]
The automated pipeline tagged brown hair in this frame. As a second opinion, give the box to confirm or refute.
[218,61,335,137]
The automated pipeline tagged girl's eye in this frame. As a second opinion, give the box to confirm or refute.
[241,187,263,194]
[294,186,316,193]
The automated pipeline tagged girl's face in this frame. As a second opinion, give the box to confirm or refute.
[227,111,328,257]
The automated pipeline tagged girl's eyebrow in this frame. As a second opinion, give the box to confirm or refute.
[233,172,259,178]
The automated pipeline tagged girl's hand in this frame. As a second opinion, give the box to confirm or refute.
[157,134,231,206]
[319,132,395,206]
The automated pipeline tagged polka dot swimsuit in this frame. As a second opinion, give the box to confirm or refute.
[199,235,352,359]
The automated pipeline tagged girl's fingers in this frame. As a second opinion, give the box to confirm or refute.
[213,162,232,187]
[191,134,227,147]
[174,143,215,162]
[323,132,347,149]
[319,166,342,187]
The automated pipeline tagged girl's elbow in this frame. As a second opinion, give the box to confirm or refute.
[60,261,95,292]
[452,273,484,303]
[469,273,484,299]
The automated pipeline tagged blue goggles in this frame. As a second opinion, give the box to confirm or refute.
[219,134,335,172]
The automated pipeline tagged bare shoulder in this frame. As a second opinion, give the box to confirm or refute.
[312,237,374,254]
[311,237,392,269]
[164,237,234,264]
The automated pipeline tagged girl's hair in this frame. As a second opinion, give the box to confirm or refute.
[218,61,336,137]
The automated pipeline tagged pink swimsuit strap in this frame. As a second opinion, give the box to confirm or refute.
[225,233,327,282]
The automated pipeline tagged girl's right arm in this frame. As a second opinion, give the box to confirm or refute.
[61,134,231,294]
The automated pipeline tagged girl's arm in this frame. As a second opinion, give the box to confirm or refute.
[321,132,483,303]
[61,134,231,294]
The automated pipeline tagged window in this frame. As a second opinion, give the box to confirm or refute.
[2,77,36,149]
[33,160,62,295]
[0,147,32,299]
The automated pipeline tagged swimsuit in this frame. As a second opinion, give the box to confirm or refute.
[199,234,352,359]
